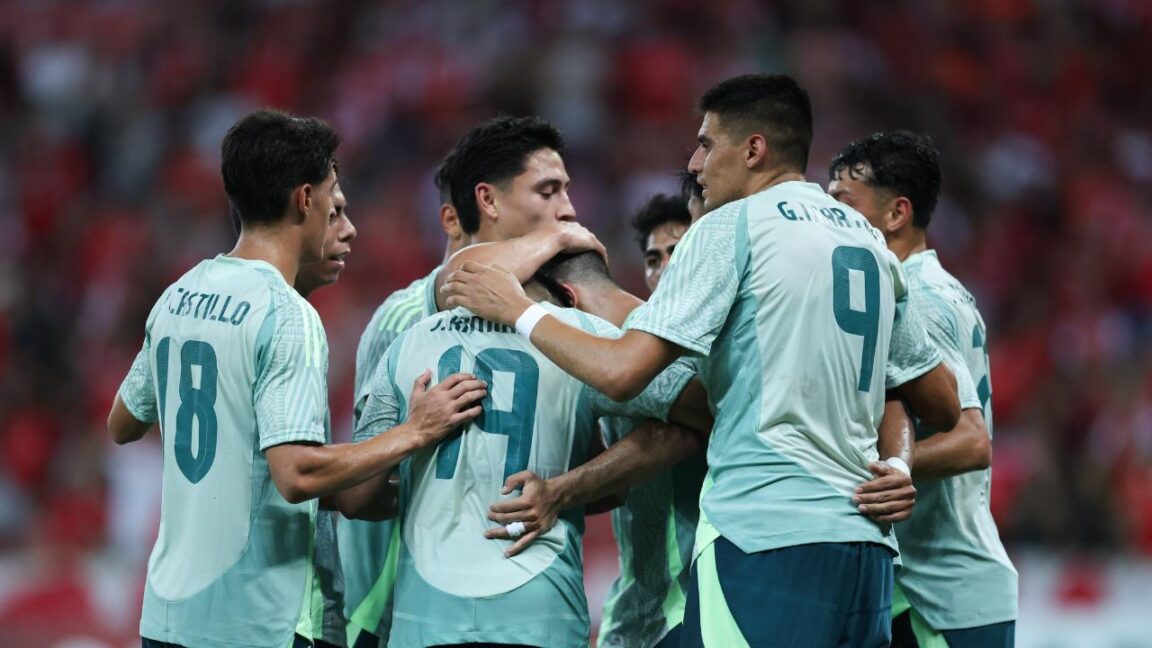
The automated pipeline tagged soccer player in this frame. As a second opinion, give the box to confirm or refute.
[442,74,962,647]
[341,116,605,648]
[339,251,708,648]
[829,131,1018,647]
[106,109,486,648]
[632,192,692,294]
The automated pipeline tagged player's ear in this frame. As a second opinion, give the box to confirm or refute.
[558,281,578,309]
[745,133,768,169]
[475,183,499,224]
[440,203,462,238]
[290,183,312,224]
[889,196,914,232]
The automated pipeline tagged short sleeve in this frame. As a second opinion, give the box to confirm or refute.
[354,341,405,443]
[625,203,743,356]
[885,273,944,389]
[914,291,982,411]
[254,295,329,450]
[118,344,158,423]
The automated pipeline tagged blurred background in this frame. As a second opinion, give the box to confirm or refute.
[0,0,1150,645]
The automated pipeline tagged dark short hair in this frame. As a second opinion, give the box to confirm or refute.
[680,171,704,204]
[535,250,615,305]
[221,109,340,227]
[439,116,565,234]
[699,74,813,171]
[828,130,942,229]
[630,193,692,253]
[433,157,453,205]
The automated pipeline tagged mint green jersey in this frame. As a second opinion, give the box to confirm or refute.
[597,414,706,648]
[627,182,942,556]
[117,255,329,648]
[894,250,1017,629]
[356,304,694,648]
[341,266,440,645]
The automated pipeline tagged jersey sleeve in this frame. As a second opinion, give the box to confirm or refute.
[354,339,405,443]
[625,203,743,356]
[884,266,944,389]
[119,344,158,423]
[912,289,983,411]
[253,295,329,449]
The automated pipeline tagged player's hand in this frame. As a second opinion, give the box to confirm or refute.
[854,461,916,525]
[553,221,608,263]
[484,471,562,558]
[405,369,486,446]
[441,261,534,326]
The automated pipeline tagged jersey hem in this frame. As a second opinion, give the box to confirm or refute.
[260,430,327,451]
[624,322,710,357]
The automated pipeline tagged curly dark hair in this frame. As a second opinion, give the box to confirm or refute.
[828,130,942,229]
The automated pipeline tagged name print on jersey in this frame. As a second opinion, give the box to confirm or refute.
[166,287,252,326]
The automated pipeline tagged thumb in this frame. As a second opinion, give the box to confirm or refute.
[413,369,432,394]
[868,461,892,478]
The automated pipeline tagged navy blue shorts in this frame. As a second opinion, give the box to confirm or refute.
[680,537,894,647]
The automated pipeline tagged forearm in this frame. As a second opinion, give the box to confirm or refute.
[108,395,154,445]
[337,473,399,520]
[911,408,991,481]
[551,421,701,510]
[267,424,422,504]
[877,395,913,467]
[898,362,961,431]
[530,322,676,401]
[435,231,561,310]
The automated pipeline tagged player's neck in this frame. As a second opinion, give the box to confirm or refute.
[576,286,644,328]
[747,167,806,197]
[888,231,928,262]
[229,230,302,286]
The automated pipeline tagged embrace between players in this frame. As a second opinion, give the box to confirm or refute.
[109,73,1017,648]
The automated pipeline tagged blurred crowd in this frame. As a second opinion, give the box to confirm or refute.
[1,1,1151,629]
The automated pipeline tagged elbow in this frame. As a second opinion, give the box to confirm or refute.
[278,481,313,505]
[336,492,395,521]
[965,416,992,471]
[602,366,646,402]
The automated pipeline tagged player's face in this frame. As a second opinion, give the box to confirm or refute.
[828,163,886,228]
[297,181,355,294]
[688,112,746,212]
[643,221,687,293]
[302,168,339,264]
[486,148,575,242]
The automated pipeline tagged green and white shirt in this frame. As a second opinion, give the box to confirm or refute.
[119,255,329,648]
[627,181,942,557]
[894,250,1017,629]
[597,413,707,648]
[356,304,694,648]
[341,265,440,645]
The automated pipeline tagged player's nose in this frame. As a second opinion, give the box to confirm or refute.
[555,191,576,222]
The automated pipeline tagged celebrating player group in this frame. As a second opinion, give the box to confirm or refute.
[108,73,1018,648]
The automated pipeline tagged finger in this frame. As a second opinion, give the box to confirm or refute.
[502,471,534,495]
[868,462,893,478]
[855,474,911,494]
[858,498,915,516]
[855,487,915,505]
[448,406,483,425]
[487,508,532,524]
[871,511,913,524]
[412,369,432,393]
[505,530,541,558]
[445,378,487,397]
[436,373,477,391]
[458,260,487,274]
[450,387,488,404]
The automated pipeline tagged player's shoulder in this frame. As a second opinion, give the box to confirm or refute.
[367,269,441,334]
[905,251,979,310]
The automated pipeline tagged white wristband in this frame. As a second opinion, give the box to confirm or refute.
[884,457,911,476]
[514,304,549,338]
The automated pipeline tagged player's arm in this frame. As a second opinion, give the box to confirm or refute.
[266,370,486,505]
[108,394,154,444]
[485,377,710,556]
[895,363,959,431]
[911,407,990,481]
[109,344,158,445]
[443,261,684,400]
[581,426,626,514]
[432,222,606,311]
[486,419,704,557]
[855,396,917,524]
